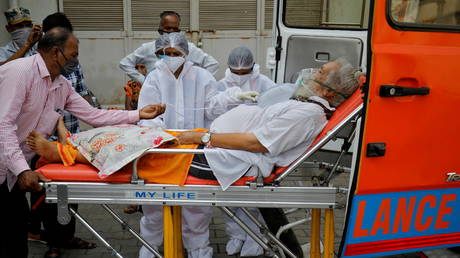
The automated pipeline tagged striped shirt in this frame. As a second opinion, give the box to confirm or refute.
[0,53,139,190]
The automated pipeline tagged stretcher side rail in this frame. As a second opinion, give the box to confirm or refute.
[274,103,363,184]
[43,182,337,209]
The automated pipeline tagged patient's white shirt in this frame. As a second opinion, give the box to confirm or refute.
[204,96,331,190]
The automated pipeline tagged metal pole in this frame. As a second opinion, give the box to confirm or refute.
[275,106,362,183]
[220,207,278,257]
[69,207,124,258]
[101,204,163,258]
[324,121,356,185]
[240,208,297,258]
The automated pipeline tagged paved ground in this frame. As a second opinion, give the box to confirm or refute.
[27,151,460,258]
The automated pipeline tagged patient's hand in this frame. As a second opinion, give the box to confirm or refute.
[139,104,166,119]
[176,131,205,145]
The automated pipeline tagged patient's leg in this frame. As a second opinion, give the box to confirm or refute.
[26,130,90,164]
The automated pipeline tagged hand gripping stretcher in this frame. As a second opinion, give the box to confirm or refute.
[37,90,363,258]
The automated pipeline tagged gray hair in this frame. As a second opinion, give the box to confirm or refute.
[326,57,364,106]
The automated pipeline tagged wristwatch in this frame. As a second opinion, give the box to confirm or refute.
[200,132,212,146]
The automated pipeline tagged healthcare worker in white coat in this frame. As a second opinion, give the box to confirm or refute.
[218,46,275,93]
[119,11,219,84]
[136,32,258,258]
[209,46,276,116]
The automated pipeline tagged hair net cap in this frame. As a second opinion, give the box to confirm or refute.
[227,46,255,70]
[155,32,189,55]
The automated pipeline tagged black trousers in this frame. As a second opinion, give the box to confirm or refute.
[29,192,78,247]
[0,181,29,258]
[29,155,77,247]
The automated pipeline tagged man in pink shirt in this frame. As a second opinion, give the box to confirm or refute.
[0,27,165,257]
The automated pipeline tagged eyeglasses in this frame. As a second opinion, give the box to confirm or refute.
[58,48,78,62]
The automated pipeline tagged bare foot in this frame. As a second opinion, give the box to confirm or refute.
[56,116,69,145]
[26,131,61,162]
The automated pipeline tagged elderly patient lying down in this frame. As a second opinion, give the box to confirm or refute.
[28,57,362,187]
[27,57,363,256]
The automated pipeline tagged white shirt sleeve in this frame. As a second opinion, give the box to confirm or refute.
[187,43,219,75]
[253,103,325,156]
[137,71,165,129]
[206,86,244,120]
[119,43,149,84]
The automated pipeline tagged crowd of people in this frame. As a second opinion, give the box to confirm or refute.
[0,7,363,258]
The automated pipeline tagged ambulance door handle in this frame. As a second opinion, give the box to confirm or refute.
[379,85,430,97]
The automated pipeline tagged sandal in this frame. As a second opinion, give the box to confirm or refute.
[123,204,141,214]
[61,237,97,249]
[44,247,61,258]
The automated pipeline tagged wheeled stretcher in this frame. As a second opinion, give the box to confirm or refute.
[37,90,363,258]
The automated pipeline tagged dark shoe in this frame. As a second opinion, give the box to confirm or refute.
[28,232,47,244]
[44,247,61,258]
[61,237,97,249]
[123,204,141,214]
[450,247,460,253]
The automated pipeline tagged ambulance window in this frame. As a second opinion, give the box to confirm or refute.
[389,0,460,29]
[283,0,369,29]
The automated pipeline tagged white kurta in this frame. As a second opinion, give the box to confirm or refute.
[119,41,219,84]
[205,96,331,190]
[137,60,218,129]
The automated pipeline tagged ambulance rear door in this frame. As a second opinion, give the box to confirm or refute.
[340,0,460,257]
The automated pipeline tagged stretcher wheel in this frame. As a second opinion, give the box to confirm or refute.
[259,208,303,258]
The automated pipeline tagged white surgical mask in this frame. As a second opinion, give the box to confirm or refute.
[225,69,253,87]
[10,27,31,48]
[163,56,185,73]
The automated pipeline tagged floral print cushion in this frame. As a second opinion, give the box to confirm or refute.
[69,124,176,178]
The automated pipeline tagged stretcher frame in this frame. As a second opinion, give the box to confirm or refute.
[41,95,363,258]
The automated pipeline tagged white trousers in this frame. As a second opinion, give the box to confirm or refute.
[223,207,266,257]
[139,205,213,258]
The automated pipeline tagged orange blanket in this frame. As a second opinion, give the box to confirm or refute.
[121,129,207,186]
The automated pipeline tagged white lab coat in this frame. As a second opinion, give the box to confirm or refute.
[138,60,217,258]
[217,64,275,93]
[207,64,276,117]
[119,41,219,84]
[137,60,218,129]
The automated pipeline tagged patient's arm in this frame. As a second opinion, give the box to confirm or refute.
[176,132,268,153]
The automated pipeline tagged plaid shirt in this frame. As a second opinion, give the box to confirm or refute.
[55,64,91,136]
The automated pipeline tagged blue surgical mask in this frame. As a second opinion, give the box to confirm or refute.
[159,55,167,59]
[10,27,31,48]
[58,48,79,75]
